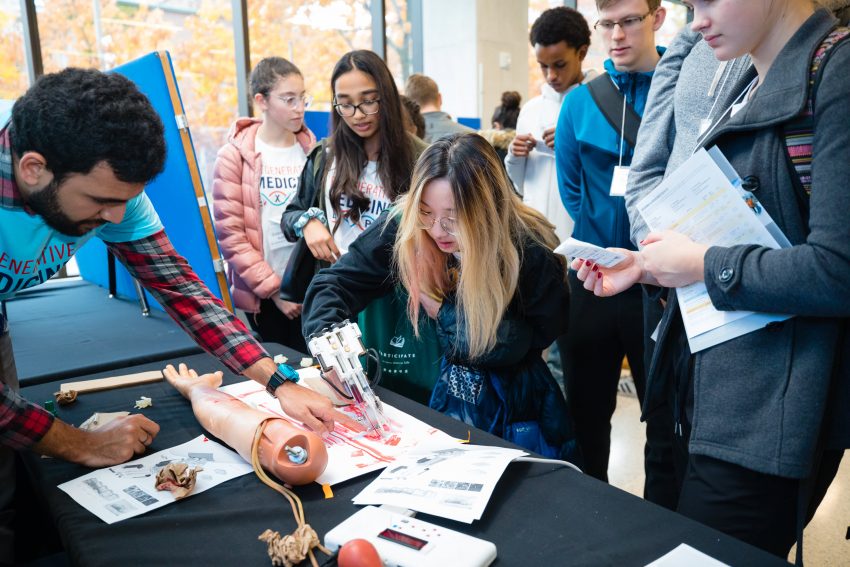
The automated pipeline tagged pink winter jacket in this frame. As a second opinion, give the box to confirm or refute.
[212,117,316,313]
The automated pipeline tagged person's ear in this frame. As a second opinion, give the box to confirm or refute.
[652,6,667,31]
[16,152,53,189]
[578,44,589,62]
[254,92,268,114]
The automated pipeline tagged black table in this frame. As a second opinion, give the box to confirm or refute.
[7,278,201,386]
[21,345,788,566]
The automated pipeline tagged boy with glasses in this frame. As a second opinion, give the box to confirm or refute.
[554,0,674,505]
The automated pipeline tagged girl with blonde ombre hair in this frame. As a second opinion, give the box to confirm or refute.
[302,133,577,462]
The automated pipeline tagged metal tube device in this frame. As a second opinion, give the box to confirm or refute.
[308,320,389,436]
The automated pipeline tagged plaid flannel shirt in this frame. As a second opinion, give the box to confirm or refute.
[108,231,267,374]
[1,123,268,450]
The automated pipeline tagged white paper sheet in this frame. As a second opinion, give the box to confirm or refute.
[645,544,729,567]
[58,435,253,524]
[218,380,456,486]
[636,148,791,352]
[554,237,627,268]
[352,439,526,523]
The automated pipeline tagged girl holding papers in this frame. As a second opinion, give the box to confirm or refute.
[300,134,577,463]
[574,0,849,559]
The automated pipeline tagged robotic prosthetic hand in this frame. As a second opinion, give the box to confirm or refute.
[308,320,389,437]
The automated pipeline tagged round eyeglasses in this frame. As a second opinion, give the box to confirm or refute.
[333,99,381,117]
[418,211,458,236]
[272,94,313,110]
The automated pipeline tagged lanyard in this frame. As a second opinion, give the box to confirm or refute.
[693,76,758,153]
[618,92,627,167]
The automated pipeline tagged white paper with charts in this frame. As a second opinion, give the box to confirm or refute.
[218,379,456,486]
[352,439,526,523]
[636,147,791,352]
[58,435,254,524]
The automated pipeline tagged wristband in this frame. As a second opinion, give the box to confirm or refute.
[294,207,328,238]
[265,363,300,396]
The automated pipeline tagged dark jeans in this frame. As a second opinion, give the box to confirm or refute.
[562,273,676,508]
[246,298,307,353]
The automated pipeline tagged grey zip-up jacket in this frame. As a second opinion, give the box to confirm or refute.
[645,9,850,478]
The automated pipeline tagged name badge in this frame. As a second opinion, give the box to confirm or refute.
[609,166,630,197]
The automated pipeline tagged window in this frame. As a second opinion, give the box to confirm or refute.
[36,0,236,192]
[385,0,414,86]
[0,0,29,112]
[248,0,373,110]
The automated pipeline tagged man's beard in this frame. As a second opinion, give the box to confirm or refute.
[25,180,103,237]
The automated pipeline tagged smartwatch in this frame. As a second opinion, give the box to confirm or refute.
[265,363,300,396]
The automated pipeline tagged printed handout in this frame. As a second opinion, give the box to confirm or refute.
[353,438,526,523]
[58,435,253,524]
[636,148,791,352]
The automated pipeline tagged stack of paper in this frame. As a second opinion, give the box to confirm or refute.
[636,148,791,352]
[352,439,526,523]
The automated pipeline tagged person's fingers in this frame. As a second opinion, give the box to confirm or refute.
[298,410,329,434]
[133,415,160,437]
[329,407,364,432]
[642,232,663,245]
[163,364,177,379]
[133,440,146,454]
[570,257,584,271]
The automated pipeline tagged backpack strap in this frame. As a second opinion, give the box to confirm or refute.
[586,74,642,149]
[783,27,850,199]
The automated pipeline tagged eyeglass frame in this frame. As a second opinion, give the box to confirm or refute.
[270,93,313,110]
[593,10,654,33]
[333,98,381,117]
[418,211,459,236]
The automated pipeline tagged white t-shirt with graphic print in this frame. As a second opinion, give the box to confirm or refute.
[323,160,391,255]
[255,137,306,276]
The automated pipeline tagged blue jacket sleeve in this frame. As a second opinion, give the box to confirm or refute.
[555,93,583,222]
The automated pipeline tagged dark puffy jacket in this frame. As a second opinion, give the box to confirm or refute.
[303,211,576,460]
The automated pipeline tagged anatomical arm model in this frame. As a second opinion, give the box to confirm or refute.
[162,363,327,486]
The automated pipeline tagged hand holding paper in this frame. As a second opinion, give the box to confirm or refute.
[569,250,647,297]
[641,230,710,288]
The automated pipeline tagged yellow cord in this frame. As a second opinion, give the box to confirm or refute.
[252,420,330,567]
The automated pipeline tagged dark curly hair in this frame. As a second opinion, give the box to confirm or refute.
[10,68,166,186]
[529,6,592,49]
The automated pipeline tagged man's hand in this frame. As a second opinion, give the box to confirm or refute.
[272,296,302,320]
[303,218,340,264]
[510,133,536,158]
[276,381,363,434]
[640,231,709,288]
[35,414,160,468]
[542,126,556,149]
[571,249,650,297]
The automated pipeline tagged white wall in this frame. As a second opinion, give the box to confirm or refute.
[422,0,529,123]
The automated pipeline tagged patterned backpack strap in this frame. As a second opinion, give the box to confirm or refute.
[784,26,850,197]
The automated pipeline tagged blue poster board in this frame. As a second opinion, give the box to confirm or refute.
[74,52,230,312]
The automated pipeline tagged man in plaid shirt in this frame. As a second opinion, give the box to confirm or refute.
[0,69,357,561]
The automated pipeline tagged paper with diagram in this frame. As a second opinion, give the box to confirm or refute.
[554,237,627,268]
[352,438,526,523]
[636,147,791,352]
[58,435,253,524]
[218,379,456,486]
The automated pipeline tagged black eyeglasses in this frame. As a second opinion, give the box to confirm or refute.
[333,99,381,117]
[594,11,653,33]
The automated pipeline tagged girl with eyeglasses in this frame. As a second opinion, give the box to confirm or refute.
[212,57,315,351]
[282,50,437,402]
[577,0,850,557]
[301,133,578,462]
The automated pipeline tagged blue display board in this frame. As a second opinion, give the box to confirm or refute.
[74,52,230,312]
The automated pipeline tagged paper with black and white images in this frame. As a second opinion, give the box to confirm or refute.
[58,435,253,524]
[353,438,526,523]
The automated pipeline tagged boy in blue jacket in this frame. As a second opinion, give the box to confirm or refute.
[555,0,672,502]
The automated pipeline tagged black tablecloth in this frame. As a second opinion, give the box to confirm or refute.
[21,344,787,566]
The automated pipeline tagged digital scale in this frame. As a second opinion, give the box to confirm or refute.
[325,506,497,567]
